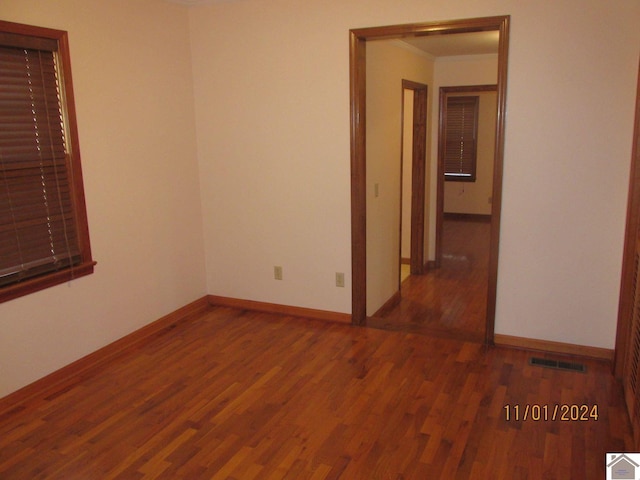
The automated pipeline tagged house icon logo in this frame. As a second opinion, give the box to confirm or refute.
[607,453,640,480]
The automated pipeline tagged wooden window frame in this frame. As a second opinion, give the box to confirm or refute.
[443,95,479,182]
[0,20,94,303]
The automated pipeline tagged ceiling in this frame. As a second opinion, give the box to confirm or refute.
[399,30,499,58]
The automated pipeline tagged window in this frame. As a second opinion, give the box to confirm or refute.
[444,95,479,182]
[0,20,94,303]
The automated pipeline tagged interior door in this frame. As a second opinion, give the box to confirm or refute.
[616,59,640,449]
[402,80,427,277]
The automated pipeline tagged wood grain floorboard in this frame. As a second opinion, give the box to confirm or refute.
[369,218,490,342]
[0,306,632,479]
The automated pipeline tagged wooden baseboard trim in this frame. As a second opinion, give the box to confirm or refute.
[207,295,352,325]
[0,296,210,418]
[371,290,401,318]
[494,334,613,361]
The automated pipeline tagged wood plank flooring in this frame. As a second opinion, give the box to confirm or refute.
[369,218,490,342]
[0,306,632,479]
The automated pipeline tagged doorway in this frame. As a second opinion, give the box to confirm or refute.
[349,16,510,344]
[437,85,498,265]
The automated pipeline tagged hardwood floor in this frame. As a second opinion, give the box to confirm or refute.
[369,218,490,342]
[0,305,632,479]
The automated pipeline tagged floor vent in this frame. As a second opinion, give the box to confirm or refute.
[529,357,586,373]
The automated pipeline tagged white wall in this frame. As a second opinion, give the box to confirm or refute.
[0,0,207,398]
[364,41,434,315]
[189,1,354,313]
[495,2,639,347]
[189,0,639,348]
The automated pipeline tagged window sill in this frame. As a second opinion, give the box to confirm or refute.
[0,261,96,304]
[445,177,476,183]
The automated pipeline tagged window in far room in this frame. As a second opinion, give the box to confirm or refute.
[444,95,479,181]
[0,20,95,303]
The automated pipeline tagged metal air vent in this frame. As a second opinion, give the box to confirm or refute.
[529,357,586,373]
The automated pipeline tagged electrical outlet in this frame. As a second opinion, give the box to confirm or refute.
[336,272,345,287]
[274,266,283,280]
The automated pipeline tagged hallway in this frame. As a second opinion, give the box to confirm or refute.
[367,217,490,342]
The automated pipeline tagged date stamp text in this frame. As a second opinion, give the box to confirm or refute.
[503,404,599,421]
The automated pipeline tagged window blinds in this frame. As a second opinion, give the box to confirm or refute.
[444,95,479,181]
[0,40,81,287]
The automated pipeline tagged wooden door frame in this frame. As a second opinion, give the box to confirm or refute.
[349,16,510,346]
[401,80,427,277]
[614,59,640,378]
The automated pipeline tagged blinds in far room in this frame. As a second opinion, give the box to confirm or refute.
[0,39,81,287]
[444,95,479,181]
